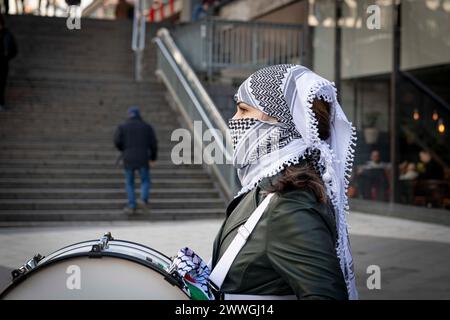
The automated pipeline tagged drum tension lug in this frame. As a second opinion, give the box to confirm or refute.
[90,232,114,255]
[11,253,45,282]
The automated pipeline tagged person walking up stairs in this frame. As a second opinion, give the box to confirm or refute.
[114,106,157,214]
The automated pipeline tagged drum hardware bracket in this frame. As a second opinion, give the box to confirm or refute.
[166,271,185,288]
[90,232,114,255]
[11,253,45,281]
[165,262,182,286]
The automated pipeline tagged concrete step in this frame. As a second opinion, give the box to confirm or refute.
[0,153,184,162]
[0,122,180,131]
[0,208,224,222]
[0,136,175,144]
[0,109,175,117]
[0,157,183,165]
[0,113,179,124]
[2,94,167,104]
[0,151,192,163]
[1,105,174,114]
[5,85,164,97]
[0,126,178,138]
[4,95,165,104]
[6,77,162,88]
[7,65,154,81]
[12,61,136,70]
[0,198,225,210]
[0,126,179,134]
[0,150,183,162]
[0,122,178,130]
[0,143,176,152]
[1,102,171,110]
[0,168,209,179]
[0,178,215,189]
[0,123,180,132]
[0,137,176,144]
[0,160,201,169]
[0,188,220,200]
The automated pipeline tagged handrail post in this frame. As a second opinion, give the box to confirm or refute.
[251,25,257,66]
[132,0,148,82]
[207,19,214,80]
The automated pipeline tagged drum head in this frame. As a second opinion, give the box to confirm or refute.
[1,239,189,300]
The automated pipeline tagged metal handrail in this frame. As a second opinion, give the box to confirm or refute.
[153,36,231,160]
[155,28,232,142]
[171,17,306,75]
[153,28,236,200]
[81,0,104,17]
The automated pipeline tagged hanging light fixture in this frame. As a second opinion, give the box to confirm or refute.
[438,119,445,134]
[432,110,439,121]
[413,108,420,121]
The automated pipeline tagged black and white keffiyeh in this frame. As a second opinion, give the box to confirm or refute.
[168,247,214,300]
[229,64,358,300]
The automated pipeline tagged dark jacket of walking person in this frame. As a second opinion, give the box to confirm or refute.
[0,15,17,110]
[114,107,158,213]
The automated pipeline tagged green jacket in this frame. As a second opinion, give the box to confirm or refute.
[211,175,348,300]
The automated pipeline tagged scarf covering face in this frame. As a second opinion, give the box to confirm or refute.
[229,64,358,300]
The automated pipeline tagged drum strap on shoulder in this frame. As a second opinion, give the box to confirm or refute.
[208,193,275,293]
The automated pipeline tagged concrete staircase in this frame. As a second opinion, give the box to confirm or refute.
[0,16,226,223]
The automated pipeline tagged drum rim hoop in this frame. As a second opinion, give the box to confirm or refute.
[42,239,172,263]
[0,251,188,299]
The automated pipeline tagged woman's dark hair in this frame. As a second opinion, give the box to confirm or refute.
[313,98,331,141]
[267,98,331,203]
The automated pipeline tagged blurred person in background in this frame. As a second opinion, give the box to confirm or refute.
[115,0,132,20]
[399,161,418,205]
[114,107,158,214]
[192,0,211,21]
[1,0,9,15]
[417,150,443,180]
[0,14,17,111]
[399,162,418,181]
[356,149,389,201]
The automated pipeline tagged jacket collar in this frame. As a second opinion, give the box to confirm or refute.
[220,173,283,242]
[211,188,256,267]
[212,173,283,267]
[257,170,284,191]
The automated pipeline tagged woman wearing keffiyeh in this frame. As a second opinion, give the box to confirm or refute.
[209,64,358,300]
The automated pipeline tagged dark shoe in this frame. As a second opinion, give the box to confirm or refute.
[123,206,136,215]
[137,200,149,214]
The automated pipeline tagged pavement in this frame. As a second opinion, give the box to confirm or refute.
[0,212,449,300]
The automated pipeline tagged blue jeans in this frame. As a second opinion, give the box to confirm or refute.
[125,167,151,209]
